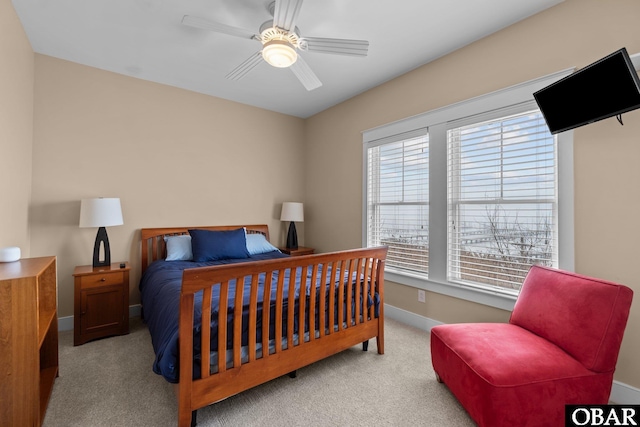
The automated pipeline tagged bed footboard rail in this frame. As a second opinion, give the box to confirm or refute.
[176,246,387,426]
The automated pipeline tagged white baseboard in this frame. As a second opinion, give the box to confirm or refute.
[58,315,72,331]
[383,303,640,404]
[384,303,443,331]
[609,380,640,404]
[57,304,142,332]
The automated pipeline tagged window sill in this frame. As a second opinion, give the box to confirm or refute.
[385,270,517,312]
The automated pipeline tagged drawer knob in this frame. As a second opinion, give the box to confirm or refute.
[100,278,106,282]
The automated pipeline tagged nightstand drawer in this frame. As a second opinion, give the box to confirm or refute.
[79,271,124,289]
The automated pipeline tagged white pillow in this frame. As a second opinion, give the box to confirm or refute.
[164,235,193,261]
[245,233,280,255]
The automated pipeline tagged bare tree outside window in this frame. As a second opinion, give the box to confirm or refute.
[458,205,553,289]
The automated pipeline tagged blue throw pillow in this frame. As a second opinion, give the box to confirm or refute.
[189,228,250,262]
[164,235,193,261]
[245,233,280,255]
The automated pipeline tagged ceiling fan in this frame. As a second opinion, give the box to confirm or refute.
[181,0,369,91]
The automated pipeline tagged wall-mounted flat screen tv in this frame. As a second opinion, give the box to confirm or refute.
[533,47,640,134]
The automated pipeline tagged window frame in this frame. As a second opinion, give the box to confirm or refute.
[362,69,575,310]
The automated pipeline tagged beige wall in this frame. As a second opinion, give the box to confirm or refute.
[3,0,638,391]
[0,0,34,254]
[305,0,640,388]
[30,55,306,318]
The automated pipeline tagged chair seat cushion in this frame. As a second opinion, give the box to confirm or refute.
[432,323,592,386]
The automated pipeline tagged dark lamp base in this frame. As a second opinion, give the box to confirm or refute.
[286,222,298,250]
[93,226,111,268]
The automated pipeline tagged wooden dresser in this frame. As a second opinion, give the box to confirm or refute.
[0,256,58,427]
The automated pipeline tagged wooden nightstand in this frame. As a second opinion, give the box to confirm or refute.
[279,246,315,256]
[73,262,130,346]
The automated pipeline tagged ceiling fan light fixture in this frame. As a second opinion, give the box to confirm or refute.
[262,39,297,68]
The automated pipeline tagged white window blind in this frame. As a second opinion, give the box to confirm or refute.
[447,110,557,291]
[367,134,429,275]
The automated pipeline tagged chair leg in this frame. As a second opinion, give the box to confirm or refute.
[435,372,443,383]
[362,340,369,351]
[191,410,197,427]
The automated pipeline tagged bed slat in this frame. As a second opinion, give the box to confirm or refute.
[308,263,319,342]
[261,271,273,359]
[328,261,338,335]
[233,276,244,368]
[354,257,363,325]
[346,259,354,327]
[248,274,259,362]
[201,287,212,379]
[318,263,328,338]
[298,265,308,346]
[337,260,345,331]
[287,268,295,349]
[217,282,229,374]
[275,270,285,353]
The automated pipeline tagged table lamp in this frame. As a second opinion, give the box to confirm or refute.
[79,198,123,268]
[280,202,304,250]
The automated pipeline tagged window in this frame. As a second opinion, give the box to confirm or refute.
[363,69,574,309]
[447,110,557,292]
[366,133,429,275]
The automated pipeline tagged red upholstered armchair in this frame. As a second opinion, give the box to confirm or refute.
[430,265,633,427]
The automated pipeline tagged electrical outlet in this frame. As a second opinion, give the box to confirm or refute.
[418,289,426,303]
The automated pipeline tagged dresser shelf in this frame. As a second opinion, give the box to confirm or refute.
[0,256,58,426]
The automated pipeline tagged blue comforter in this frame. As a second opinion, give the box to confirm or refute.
[140,251,377,383]
[139,251,288,383]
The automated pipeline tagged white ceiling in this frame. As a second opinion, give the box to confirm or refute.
[12,0,562,118]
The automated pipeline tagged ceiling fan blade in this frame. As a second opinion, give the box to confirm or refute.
[290,55,322,91]
[299,37,369,57]
[273,0,304,31]
[182,15,257,40]
[225,51,263,81]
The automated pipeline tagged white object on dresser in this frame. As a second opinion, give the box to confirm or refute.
[0,246,21,262]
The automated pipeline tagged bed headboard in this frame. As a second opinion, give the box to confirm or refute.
[140,224,271,273]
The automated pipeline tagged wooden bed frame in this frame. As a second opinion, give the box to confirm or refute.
[140,225,388,427]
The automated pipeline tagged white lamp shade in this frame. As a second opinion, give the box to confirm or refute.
[79,198,124,228]
[280,202,304,222]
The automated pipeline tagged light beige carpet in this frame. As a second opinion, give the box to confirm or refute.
[43,317,474,426]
